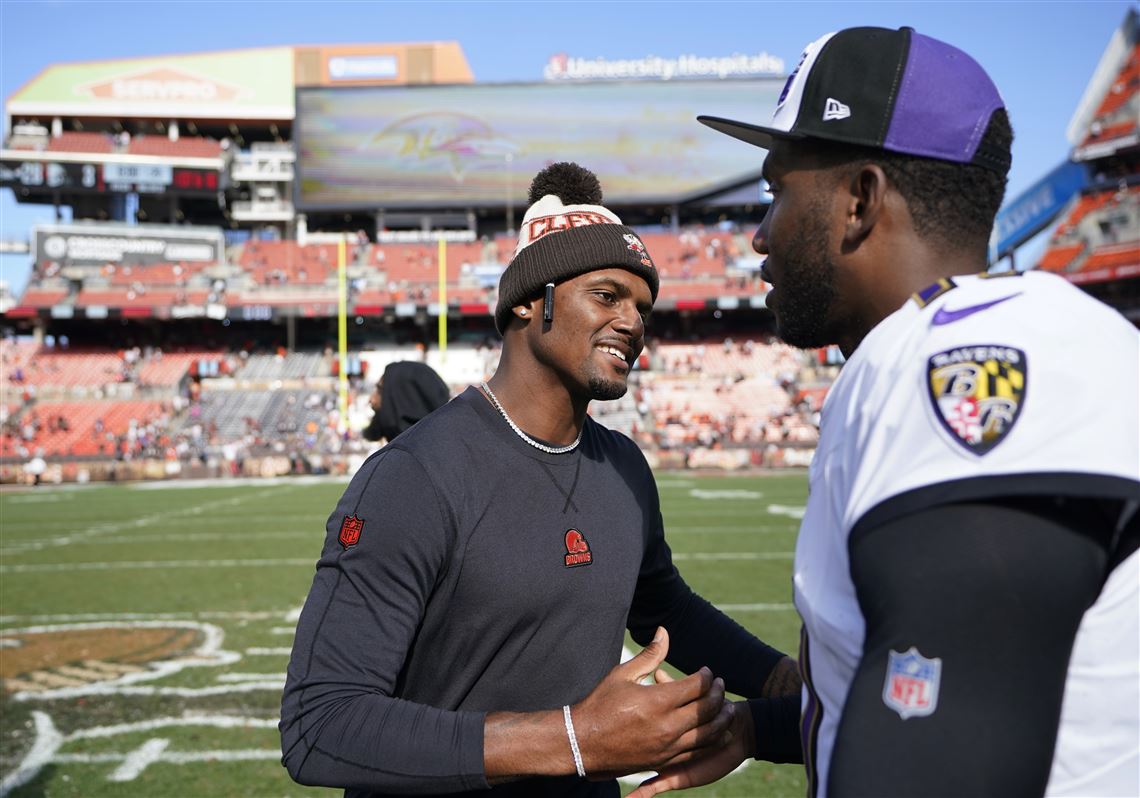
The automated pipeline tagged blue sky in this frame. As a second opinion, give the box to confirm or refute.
[0,0,1133,294]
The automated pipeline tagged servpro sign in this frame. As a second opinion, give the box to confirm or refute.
[81,67,243,103]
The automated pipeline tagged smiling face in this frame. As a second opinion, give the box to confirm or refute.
[753,141,844,349]
[526,267,652,401]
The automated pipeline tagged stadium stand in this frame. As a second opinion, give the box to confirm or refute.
[1080,42,1140,149]
[1037,183,1140,276]
[1,399,170,458]
[45,131,114,154]
[1080,241,1140,272]
[232,351,328,381]
[126,135,224,159]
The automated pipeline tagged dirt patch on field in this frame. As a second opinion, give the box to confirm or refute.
[1,626,202,686]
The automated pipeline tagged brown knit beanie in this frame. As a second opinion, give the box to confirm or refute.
[494,163,659,334]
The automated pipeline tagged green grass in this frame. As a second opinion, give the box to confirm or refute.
[0,473,807,797]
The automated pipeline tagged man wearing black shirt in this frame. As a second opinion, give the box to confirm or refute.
[281,163,802,797]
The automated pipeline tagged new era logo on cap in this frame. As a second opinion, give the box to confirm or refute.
[696,26,1010,174]
[823,98,850,121]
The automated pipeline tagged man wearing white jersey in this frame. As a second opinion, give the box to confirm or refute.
[632,25,1140,798]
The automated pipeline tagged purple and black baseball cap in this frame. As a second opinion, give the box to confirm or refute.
[698,26,1011,174]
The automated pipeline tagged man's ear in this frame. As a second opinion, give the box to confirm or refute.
[511,299,537,323]
[843,163,888,248]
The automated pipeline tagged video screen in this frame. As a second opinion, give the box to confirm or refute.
[295,80,781,209]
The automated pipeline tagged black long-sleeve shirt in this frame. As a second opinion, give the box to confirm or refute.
[280,387,787,797]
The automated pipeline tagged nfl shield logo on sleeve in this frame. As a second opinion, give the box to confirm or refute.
[339,514,364,549]
[883,647,942,719]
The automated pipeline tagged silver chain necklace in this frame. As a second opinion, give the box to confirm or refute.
[480,381,583,455]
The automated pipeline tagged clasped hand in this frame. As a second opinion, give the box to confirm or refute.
[569,626,736,778]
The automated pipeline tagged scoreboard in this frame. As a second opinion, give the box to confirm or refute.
[0,159,223,196]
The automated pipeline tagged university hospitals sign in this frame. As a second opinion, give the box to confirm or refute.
[544,52,785,81]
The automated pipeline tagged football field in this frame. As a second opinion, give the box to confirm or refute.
[0,473,808,798]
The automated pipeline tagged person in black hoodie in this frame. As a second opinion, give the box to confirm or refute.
[361,361,451,443]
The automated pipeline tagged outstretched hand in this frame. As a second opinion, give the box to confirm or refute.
[571,627,734,777]
[625,698,754,797]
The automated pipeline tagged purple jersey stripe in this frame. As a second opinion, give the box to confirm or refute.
[799,625,823,798]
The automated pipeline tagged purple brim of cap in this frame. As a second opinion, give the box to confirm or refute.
[697,115,805,151]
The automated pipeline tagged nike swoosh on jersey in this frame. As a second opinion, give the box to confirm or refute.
[931,293,1022,326]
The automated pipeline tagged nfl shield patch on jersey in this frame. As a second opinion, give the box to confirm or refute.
[883,647,942,720]
[339,514,364,549]
[927,345,1026,455]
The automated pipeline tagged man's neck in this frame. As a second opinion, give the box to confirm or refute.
[483,354,588,447]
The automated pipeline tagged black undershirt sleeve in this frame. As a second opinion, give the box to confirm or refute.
[829,498,1109,798]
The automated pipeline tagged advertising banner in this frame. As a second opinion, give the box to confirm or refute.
[34,224,224,267]
[991,160,1090,258]
[8,48,294,120]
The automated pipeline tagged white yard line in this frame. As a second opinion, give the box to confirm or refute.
[108,738,170,782]
[70,715,279,739]
[244,647,293,656]
[1,530,319,549]
[14,681,284,701]
[0,711,282,792]
[215,673,285,683]
[0,712,63,797]
[0,609,290,624]
[672,552,794,561]
[1,558,315,574]
[664,525,798,534]
[715,602,797,611]
[1,487,285,553]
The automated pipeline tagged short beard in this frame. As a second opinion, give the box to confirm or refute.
[587,375,628,401]
[772,200,839,349]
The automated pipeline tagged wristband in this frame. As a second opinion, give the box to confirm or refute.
[562,704,586,778]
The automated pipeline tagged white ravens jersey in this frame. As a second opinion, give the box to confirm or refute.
[793,271,1140,797]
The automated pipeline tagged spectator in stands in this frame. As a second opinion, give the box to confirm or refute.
[635,25,1139,798]
[281,163,800,795]
[360,361,450,443]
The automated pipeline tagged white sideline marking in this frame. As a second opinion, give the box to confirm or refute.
[245,647,292,656]
[70,714,279,739]
[17,681,285,701]
[1,558,314,574]
[666,524,797,534]
[716,602,797,612]
[0,711,63,797]
[216,673,285,683]
[768,503,807,519]
[1,711,279,791]
[672,552,793,561]
[1,609,294,624]
[3,493,75,503]
[1,487,283,553]
[109,738,169,782]
[271,627,295,635]
[1,530,317,550]
[128,474,349,490]
[689,489,764,500]
[53,748,280,765]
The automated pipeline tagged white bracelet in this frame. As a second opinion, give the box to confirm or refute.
[562,704,586,778]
